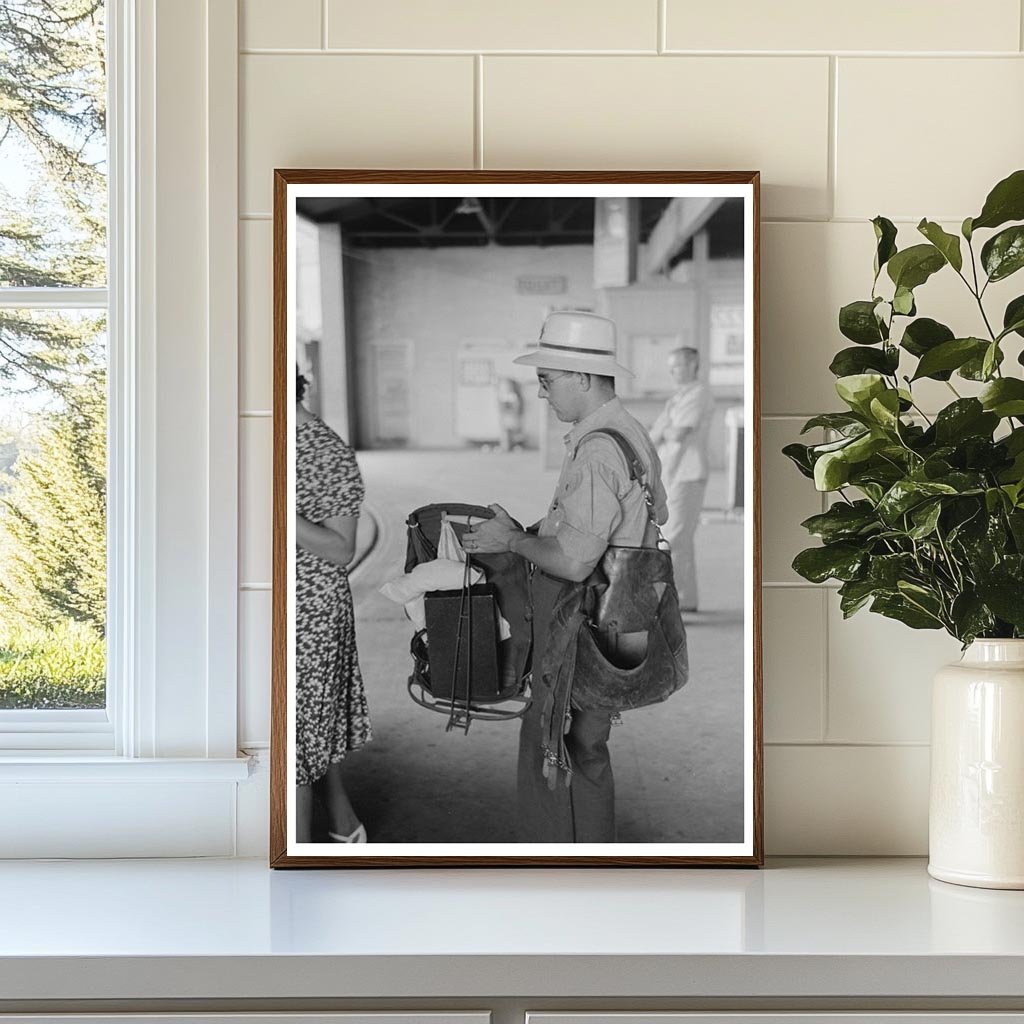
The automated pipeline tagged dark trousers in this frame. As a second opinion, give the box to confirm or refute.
[516,571,615,842]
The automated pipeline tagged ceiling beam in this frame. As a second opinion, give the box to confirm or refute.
[643,196,725,277]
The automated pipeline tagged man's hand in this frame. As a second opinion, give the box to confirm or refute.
[463,504,522,554]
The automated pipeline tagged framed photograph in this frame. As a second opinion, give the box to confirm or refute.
[270,170,762,867]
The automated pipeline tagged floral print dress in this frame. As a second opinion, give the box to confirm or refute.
[295,417,371,787]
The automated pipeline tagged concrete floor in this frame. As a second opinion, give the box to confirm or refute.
[332,448,746,844]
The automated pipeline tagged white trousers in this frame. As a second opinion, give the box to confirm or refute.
[663,478,707,612]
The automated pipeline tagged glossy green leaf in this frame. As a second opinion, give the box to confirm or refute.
[835,373,886,413]
[911,338,987,381]
[980,378,1024,418]
[872,216,898,277]
[933,470,987,494]
[908,500,943,540]
[829,345,900,378]
[982,341,1001,381]
[1008,508,1024,548]
[985,487,1010,514]
[877,479,958,524]
[845,432,888,465]
[917,219,963,272]
[981,225,1024,282]
[959,344,1004,381]
[838,579,879,618]
[868,389,902,430]
[809,433,864,456]
[839,300,886,345]
[792,542,866,584]
[971,169,1024,232]
[933,399,999,445]
[892,286,916,316]
[886,244,946,291]
[871,594,943,630]
[1006,428,1024,456]
[782,442,815,479]
[950,593,996,644]
[976,578,1024,629]
[814,450,851,491]
[800,501,879,543]
[800,413,866,435]
[900,317,955,362]
[1003,295,1024,340]
[962,216,974,241]
[868,552,915,587]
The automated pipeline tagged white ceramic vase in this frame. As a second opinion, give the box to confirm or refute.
[929,639,1024,889]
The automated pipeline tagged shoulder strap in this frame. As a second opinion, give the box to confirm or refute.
[578,428,644,482]
[577,428,663,540]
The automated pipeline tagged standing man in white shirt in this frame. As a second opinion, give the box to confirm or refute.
[650,346,714,613]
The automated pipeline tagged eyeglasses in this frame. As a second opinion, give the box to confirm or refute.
[536,371,572,393]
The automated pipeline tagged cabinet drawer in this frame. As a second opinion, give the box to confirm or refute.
[0,1016,490,1024]
[528,1016,1024,1024]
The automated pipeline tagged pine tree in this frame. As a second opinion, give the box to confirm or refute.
[0,1,107,649]
[0,371,105,633]
[0,0,106,396]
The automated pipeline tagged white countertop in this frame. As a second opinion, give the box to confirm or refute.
[2,857,1024,1001]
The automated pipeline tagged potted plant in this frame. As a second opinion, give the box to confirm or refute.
[784,169,1024,889]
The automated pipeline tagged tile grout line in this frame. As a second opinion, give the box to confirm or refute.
[820,587,831,743]
[1020,0,1024,51]
[237,47,1024,57]
[474,55,484,169]
[765,740,931,748]
[657,0,666,54]
[827,55,838,222]
[321,0,328,50]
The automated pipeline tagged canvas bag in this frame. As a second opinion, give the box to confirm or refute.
[539,428,690,784]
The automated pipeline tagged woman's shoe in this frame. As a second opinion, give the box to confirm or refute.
[328,823,367,843]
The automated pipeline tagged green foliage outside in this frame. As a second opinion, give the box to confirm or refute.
[785,170,1024,645]
[0,620,104,709]
[0,1,107,708]
[0,376,106,633]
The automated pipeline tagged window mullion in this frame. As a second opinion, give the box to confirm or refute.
[0,287,108,310]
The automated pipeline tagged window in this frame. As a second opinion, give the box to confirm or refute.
[0,0,110,740]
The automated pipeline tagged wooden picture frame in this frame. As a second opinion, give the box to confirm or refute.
[271,170,762,867]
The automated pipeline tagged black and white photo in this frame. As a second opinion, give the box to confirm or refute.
[271,171,762,867]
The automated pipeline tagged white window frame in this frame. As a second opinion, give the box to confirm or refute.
[0,3,122,751]
[0,0,248,856]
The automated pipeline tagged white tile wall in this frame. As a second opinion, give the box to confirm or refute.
[835,58,1024,221]
[825,598,961,744]
[482,56,831,220]
[241,0,321,50]
[240,220,272,412]
[240,55,475,213]
[765,745,931,854]
[327,0,658,52]
[665,0,1021,53]
[239,417,272,587]
[235,2,1024,853]
[239,591,272,748]
[762,588,825,743]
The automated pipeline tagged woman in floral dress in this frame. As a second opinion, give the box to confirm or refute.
[295,371,372,843]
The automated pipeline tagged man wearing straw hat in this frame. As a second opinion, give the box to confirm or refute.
[464,311,668,843]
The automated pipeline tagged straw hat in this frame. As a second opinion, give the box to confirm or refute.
[513,311,634,379]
